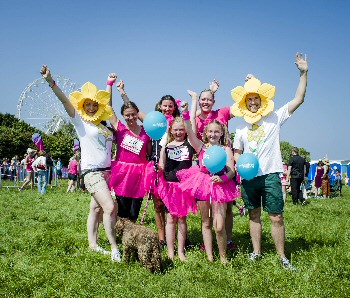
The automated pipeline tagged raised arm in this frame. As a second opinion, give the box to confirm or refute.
[181,101,203,153]
[288,53,308,114]
[40,65,75,118]
[116,80,147,122]
[187,90,198,134]
[106,73,117,105]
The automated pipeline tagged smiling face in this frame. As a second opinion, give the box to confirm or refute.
[245,93,261,113]
[160,99,175,116]
[199,91,215,114]
[170,122,186,142]
[204,122,223,145]
[122,107,138,126]
[83,99,99,116]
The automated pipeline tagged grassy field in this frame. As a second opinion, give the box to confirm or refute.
[0,181,349,297]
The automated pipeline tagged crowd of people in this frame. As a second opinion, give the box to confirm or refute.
[13,53,308,269]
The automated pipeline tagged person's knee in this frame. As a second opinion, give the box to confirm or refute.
[249,208,261,221]
[269,213,284,225]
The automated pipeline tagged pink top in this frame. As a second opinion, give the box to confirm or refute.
[68,159,79,175]
[114,121,151,164]
[195,106,231,141]
[26,157,34,172]
[281,164,288,185]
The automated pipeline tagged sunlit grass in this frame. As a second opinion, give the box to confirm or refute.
[1,182,349,297]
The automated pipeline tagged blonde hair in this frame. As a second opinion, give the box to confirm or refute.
[167,117,186,143]
[202,120,228,146]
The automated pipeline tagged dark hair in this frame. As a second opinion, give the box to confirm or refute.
[121,101,139,115]
[155,95,180,117]
[292,147,299,154]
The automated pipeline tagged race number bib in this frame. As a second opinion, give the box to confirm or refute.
[121,134,144,155]
[167,146,189,161]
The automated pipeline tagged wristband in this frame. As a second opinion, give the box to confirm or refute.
[106,80,114,86]
[220,174,229,183]
[182,111,190,120]
[49,81,56,88]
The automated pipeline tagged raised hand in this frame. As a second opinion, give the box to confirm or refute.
[295,52,308,73]
[181,101,189,113]
[40,65,54,84]
[107,73,117,84]
[187,89,198,100]
[245,74,255,82]
[209,80,220,93]
[116,80,125,93]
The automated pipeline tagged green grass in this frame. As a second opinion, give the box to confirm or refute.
[1,182,349,297]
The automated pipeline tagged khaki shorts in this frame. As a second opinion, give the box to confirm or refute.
[84,171,110,195]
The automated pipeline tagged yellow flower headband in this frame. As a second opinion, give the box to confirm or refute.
[69,82,113,125]
[230,78,276,124]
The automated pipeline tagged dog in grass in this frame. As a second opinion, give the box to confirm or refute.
[115,217,162,273]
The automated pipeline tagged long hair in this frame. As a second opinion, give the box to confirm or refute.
[202,120,228,146]
[155,95,180,117]
[167,117,186,143]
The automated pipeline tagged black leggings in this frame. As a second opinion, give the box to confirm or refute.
[116,196,143,221]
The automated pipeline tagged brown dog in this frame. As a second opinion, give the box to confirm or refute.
[115,218,162,273]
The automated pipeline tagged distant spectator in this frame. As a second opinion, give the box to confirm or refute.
[67,153,80,192]
[314,160,324,197]
[322,157,331,199]
[19,149,37,191]
[56,158,63,179]
[287,147,306,205]
[32,150,48,194]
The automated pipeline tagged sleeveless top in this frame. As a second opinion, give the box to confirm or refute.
[164,140,194,182]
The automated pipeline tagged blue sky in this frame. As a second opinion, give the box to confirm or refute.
[1,0,349,160]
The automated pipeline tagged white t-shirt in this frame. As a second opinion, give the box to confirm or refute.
[71,113,113,171]
[32,156,47,171]
[233,103,290,177]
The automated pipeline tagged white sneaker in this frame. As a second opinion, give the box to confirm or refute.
[111,248,122,262]
[281,257,297,271]
[90,246,111,255]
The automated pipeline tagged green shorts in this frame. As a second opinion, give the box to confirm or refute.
[241,172,284,214]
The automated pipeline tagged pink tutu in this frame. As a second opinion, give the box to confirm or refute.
[109,160,150,198]
[157,174,198,217]
[177,166,240,203]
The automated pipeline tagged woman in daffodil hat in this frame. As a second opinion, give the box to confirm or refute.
[231,76,276,124]
[40,65,122,262]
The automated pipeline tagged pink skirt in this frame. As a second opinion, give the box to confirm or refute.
[157,174,198,217]
[109,160,150,198]
[144,161,161,196]
[177,166,240,203]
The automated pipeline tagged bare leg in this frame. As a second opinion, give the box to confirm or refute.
[88,189,118,250]
[249,207,262,254]
[198,201,213,261]
[282,185,287,202]
[153,196,165,242]
[177,217,187,261]
[67,180,73,192]
[212,201,228,264]
[87,196,102,247]
[225,202,233,243]
[269,213,286,258]
[165,213,177,260]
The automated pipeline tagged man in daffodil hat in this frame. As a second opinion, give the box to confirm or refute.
[232,53,308,271]
[40,65,122,262]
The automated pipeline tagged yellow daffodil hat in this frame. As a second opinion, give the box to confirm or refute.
[231,77,276,124]
[69,82,113,125]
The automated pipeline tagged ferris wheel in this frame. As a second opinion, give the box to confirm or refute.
[16,76,79,134]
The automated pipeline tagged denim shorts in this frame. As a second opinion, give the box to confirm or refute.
[84,171,110,195]
[241,172,284,214]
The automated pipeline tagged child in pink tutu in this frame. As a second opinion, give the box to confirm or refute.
[158,117,197,261]
[177,96,241,264]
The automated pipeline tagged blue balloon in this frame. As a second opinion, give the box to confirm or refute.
[143,111,168,140]
[237,153,259,180]
[203,145,227,174]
